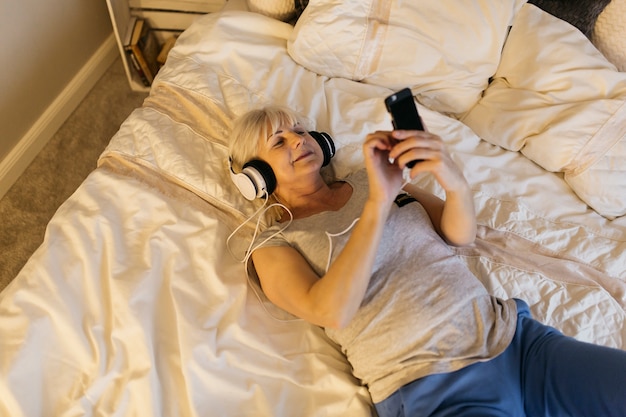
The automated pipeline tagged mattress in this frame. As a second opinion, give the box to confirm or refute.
[1,1,625,415]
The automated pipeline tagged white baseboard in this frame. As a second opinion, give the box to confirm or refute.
[0,34,118,200]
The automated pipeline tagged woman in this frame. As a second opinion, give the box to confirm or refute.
[228,105,626,417]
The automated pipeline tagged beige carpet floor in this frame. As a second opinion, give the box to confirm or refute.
[0,58,148,292]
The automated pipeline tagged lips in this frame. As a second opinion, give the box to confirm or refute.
[293,151,313,163]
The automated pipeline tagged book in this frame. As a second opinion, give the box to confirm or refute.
[127,49,150,87]
[124,18,160,86]
[122,17,148,86]
[157,35,178,67]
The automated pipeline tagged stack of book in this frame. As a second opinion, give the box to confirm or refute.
[123,17,160,87]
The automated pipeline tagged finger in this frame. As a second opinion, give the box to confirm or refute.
[396,149,440,170]
[391,129,430,140]
[388,136,443,162]
[364,132,396,156]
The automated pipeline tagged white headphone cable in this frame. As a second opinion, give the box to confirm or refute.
[226,192,299,323]
[324,217,360,273]
[226,194,270,263]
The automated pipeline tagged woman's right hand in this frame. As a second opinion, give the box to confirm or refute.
[363,131,405,206]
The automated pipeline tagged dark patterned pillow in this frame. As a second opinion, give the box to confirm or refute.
[528,0,613,38]
[294,0,308,15]
[247,0,309,22]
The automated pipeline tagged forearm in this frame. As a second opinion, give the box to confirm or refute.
[440,183,476,246]
[403,180,476,246]
[309,199,390,329]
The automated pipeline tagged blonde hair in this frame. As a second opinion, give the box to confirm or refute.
[229,106,311,223]
[229,105,309,172]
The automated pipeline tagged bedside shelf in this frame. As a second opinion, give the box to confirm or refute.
[105,0,226,91]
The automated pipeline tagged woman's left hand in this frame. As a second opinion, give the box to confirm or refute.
[389,129,476,246]
[388,130,467,195]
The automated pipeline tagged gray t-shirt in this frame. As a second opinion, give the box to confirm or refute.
[254,169,517,402]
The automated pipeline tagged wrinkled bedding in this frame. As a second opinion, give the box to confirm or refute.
[463,4,626,219]
[1,2,625,416]
[290,0,626,218]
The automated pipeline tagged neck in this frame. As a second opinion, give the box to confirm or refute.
[276,178,350,220]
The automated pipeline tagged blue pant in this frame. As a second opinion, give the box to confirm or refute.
[375,300,626,417]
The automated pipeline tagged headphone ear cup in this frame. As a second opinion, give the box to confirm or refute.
[309,131,336,167]
[241,159,276,199]
[230,163,257,201]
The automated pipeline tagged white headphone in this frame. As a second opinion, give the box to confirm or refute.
[229,131,336,200]
[229,158,276,200]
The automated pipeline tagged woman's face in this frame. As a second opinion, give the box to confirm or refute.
[257,122,324,189]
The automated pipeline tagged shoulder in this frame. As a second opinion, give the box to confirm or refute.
[257,223,289,248]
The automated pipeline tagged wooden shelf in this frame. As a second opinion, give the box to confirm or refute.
[105,0,226,91]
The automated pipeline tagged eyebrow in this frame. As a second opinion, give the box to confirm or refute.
[267,129,283,141]
[266,123,299,141]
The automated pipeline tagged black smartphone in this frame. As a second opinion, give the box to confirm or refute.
[385,87,424,167]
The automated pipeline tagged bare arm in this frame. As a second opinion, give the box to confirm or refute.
[390,130,476,246]
[402,182,476,246]
[252,199,390,329]
[250,129,475,330]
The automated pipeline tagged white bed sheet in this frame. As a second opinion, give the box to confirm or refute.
[1,4,625,417]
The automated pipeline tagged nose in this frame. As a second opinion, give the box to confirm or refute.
[286,130,305,148]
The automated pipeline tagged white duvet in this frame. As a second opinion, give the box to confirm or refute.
[1,1,625,416]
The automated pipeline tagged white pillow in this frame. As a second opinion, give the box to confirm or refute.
[593,0,626,72]
[288,0,526,116]
[461,4,626,219]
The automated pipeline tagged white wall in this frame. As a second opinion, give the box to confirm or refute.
[0,0,115,195]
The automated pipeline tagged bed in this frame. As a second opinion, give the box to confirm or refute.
[1,0,625,415]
